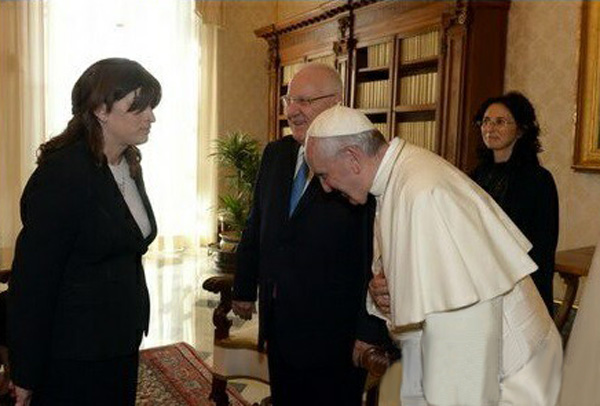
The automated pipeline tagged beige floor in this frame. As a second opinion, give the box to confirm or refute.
[140,248,270,404]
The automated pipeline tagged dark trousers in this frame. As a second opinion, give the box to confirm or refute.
[267,332,366,406]
[31,353,139,406]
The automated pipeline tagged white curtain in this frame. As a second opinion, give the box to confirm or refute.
[0,1,219,258]
[0,1,46,254]
[196,22,220,246]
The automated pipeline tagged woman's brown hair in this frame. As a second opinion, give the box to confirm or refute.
[37,58,161,178]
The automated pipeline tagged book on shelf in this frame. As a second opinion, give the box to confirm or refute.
[366,42,392,68]
[400,31,439,63]
[282,56,335,86]
[338,61,347,92]
[282,63,304,86]
[356,80,390,109]
[398,72,437,106]
[396,121,436,152]
[373,122,389,138]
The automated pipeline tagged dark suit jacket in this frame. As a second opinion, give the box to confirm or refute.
[7,140,157,390]
[233,136,388,369]
[472,160,559,315]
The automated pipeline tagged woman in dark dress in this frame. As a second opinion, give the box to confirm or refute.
[8,58,160,406]
[471,92,558,316]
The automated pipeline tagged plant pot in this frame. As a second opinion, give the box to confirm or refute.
[208,243,237,274]
[218,231,241,252]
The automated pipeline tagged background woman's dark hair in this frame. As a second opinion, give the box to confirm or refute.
[473,91,541,165]
[37,58,161,177]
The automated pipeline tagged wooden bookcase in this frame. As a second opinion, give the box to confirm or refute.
[256,0,510,172]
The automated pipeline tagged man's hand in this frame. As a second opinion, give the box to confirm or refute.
[12,384,32,406]
[232,300,255,320]
[369,272,391,315]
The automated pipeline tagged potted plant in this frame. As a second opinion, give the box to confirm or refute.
[210,131,261,271]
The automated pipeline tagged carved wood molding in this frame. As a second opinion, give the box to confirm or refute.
[255,0,383,41]
[454,0,469,26]
[440,1,469,57]
[266,34,279,72]
[333,14,355,56]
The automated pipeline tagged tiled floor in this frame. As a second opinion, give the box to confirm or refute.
[140,248,270,404]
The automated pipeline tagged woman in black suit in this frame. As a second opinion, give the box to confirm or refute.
[8,58,161,406]
[471,92,558,316]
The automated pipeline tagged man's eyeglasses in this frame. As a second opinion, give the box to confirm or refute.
[477,117,516,129]
[281,94,336,108]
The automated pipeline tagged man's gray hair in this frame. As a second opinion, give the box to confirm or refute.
[317,129,387,159]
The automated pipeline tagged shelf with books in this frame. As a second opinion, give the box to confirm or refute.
[353,40,393,111]
[356,41,393,71]
[355,80,391,110]
[394,109,437,152]
[394,104,437,113]
[394,30,440,129]
[396,68,438,108]
[397,120,437,152]
[392,30,441,153]
[360,108,389,115]
[398,30,440,64]
[364,111,390,139]
[281,126,293,137]
[257,0,510,170]
[356,68,389,82]
[399,55,439,70]
[358,66,391,74]
[373,122,390,139]
[280,62,304,87]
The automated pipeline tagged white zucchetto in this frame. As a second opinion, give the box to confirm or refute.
[307,105,375,138]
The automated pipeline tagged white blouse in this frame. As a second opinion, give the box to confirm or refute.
[109,159,151,238]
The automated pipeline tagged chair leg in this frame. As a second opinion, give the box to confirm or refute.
[210,375,230,406]
[365,385,379,406]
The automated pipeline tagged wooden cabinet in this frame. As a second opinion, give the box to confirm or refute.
[255,0,510,172]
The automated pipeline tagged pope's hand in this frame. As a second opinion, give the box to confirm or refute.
[232,300,255,320]
[369,272,391,315]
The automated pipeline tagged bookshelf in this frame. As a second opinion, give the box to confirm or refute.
[393,29,440,152]
[256,0,510,172]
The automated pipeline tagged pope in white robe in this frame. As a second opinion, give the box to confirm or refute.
[305,105,563,406]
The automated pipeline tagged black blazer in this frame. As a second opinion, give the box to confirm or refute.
[8,140,156,390]
[471,161,559,315]
[233,136,388,369]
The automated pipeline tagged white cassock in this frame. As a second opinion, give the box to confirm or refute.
[366,138,563,406]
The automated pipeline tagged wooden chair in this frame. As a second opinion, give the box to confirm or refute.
[203,273,401,406]
[553,245,595,344]
[202,274,269,406]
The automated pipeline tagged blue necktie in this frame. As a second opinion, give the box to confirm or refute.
[289,159,308,216]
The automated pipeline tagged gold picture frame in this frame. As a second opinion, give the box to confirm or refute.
[574,2,600,171]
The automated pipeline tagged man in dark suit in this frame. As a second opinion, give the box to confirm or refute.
[232,64,388,406]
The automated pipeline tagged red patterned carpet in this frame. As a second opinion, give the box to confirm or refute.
[136,342,250,406]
